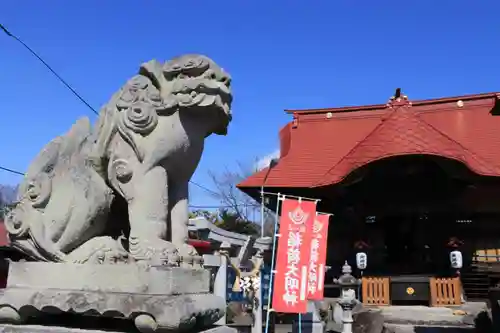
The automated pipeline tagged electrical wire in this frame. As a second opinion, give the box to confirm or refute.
[189,181,220,197]
[0,164,220,196]
[0,158,241,204]
[0,23,98,115]
[189,204,260,209]
[0,23,227,198]
[0,164,254,210]
[0,166,24,176]
[0,163,250,210]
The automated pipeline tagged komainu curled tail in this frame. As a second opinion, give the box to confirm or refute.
[5,118,118,263]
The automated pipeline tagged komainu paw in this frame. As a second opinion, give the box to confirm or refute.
[129,236,179,266]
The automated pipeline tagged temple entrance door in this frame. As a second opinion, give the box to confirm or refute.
[381,215,449,276]
[384,216,415,275]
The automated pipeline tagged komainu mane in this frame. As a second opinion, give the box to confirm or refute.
[5,54,232,265]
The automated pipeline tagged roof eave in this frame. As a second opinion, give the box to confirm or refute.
[285,92,500,115]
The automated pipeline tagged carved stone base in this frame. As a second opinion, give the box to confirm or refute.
[0,324,238,333]
[7,262,210,294]
[0,325,125,333]
[0,262,225,332]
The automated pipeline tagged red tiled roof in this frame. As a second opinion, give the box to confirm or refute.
[238,92,500,190]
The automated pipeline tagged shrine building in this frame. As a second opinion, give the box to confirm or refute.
[237,90,500,307]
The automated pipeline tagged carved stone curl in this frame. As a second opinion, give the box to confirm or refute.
[134,314,159,333]
[121,102,158,136]
[110,159,133,184]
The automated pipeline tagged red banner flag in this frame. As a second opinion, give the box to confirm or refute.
[272,198,316,314]
[307,213,330,300]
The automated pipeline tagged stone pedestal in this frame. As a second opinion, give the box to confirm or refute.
[0,324,239,333]
[0,262,226,333]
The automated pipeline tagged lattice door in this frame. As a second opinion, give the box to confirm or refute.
[361,277,390,306]
[430,277,462,306]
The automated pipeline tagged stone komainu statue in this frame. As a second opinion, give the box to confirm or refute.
[5,55,232,265]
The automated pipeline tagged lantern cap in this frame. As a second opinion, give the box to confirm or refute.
[335,261,360,286]
[342,261,351,274]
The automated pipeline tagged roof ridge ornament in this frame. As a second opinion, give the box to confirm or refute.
[292,112,299,128]
[386,88,412,108]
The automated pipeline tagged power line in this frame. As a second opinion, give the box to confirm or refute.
[0,25,263,224]
[0,163,255,210]
[189,204,260,209]
[189,181,219,197]
[0,23,99,115]
[0,166,24,176]
[0,23,224,196]
[0,164,223,199]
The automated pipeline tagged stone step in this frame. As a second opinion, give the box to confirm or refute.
[0,325,123,333]
[383,323,475,333]
[378,305,487,327]
[0,324,238,333]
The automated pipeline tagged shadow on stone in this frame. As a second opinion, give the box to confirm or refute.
[353,309,384,333]
[474,310,493,333]
[26,312,136,332]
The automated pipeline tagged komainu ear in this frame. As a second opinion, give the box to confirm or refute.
[139,60,164,89]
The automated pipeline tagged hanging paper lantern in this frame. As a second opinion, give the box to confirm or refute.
[356,252,367,270]
[450,250,463,269]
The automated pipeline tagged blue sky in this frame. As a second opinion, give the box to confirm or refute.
[2,1,500,208]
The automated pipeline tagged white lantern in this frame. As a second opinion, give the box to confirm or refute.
[356,252,367,270]
[450,250,463,269]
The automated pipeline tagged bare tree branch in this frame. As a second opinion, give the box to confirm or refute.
[207,159,276,237]
[207,163,257,221]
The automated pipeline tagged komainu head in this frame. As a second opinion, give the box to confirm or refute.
[139,54,233,136]
[91,54,234,166]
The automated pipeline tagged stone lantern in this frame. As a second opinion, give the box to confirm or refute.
[333,261,361,333]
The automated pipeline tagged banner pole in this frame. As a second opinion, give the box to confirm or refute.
[298,313,302,333]
[264,193,282,333]
[260,188,265,238]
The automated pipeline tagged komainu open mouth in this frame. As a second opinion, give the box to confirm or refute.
[163,54,232,113]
